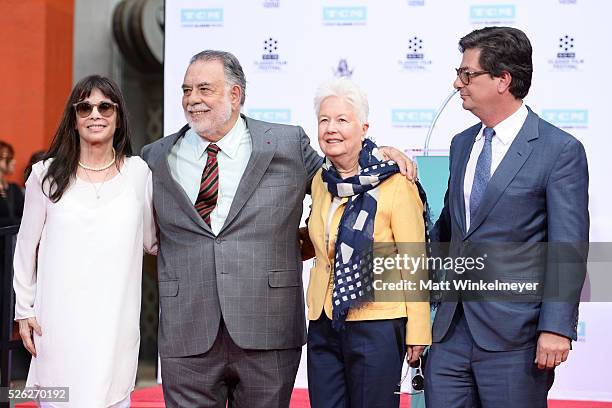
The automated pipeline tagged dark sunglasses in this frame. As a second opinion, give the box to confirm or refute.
[73,101,118,118]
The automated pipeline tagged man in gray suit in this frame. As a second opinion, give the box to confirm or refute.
[425,27,589,407]
[142,50,415,407]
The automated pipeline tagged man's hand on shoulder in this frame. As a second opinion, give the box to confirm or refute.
[379,146,417,181]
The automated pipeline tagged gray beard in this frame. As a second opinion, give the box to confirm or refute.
[184,102,232,138]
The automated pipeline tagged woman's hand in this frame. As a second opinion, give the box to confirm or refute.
[18,317,42,357]
[407,345,426,367]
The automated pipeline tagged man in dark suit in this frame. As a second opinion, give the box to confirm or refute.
[425,27,589,407]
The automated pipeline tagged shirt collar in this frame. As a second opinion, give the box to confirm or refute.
[184,116,246,160]
[475,103,528,146]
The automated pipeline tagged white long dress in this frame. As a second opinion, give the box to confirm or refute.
[13,156,157,408]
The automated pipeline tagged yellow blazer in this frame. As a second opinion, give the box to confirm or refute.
[306,168,431,345]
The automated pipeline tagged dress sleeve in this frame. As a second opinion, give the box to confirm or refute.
[13,165,47,320]
[143,170,158,255]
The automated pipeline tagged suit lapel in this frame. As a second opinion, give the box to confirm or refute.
[152,125,215,236]
[454,126,479,236]
[219,116,277,234]
[465,108,539,239]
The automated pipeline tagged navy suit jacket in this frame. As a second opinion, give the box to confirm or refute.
[431,106,589,351]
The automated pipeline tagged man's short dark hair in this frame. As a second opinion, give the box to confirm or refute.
[459,26,533,99]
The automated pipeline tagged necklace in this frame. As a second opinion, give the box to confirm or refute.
[78,148,116,171]
[337,163,359,175]
[82,167,111,200]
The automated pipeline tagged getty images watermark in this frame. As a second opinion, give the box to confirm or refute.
[372,252,540,294]
[364,242,594,303]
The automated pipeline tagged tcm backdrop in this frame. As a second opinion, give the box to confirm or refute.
[163,0,612,401]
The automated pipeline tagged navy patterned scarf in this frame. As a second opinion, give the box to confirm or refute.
[322,138,401,330]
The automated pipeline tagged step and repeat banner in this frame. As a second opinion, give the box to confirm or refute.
[164,0,612,401]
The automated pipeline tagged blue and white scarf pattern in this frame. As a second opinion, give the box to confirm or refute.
[322,138,400,330]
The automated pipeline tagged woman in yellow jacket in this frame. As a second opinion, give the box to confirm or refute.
[306,78,431,407]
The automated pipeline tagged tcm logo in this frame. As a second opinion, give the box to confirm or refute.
[541,109,588,126]
[181,8,223,24]
[263,37,279,60]
[548,35,584,70]
[255,37,287,71]
[323,7,367,23]
[392,109,435,126]
[558,35,575,59]
[407,36,424,59]
[470,5,515,21]
[248,109,291,124]
[577,321,586,342]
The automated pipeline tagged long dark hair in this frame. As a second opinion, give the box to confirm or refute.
[42,75,133,202]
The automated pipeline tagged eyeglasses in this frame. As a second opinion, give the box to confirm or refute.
[455,68,491,85]
[395,356,424,395]
[73,101,118,118]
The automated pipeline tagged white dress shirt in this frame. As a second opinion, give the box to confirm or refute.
[168,117,252,235]
[463,103,528,230]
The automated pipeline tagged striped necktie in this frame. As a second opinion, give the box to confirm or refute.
[470,127,495,223]
[195,143,220,225]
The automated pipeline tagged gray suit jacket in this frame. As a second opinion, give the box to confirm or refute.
[142,115,322,357]
[431,107,589,351]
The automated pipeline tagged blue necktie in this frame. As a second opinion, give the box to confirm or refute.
[470,127,495,222]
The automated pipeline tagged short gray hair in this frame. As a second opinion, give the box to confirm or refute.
[313,78,369,123]
[189,50,247,105]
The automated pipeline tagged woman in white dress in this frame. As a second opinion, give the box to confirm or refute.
[12,75,157,407]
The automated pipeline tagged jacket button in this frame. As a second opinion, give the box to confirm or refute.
[216,238,223,244]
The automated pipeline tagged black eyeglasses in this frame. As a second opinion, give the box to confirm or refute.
[73,101,118,118]
[455,68,491,85]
